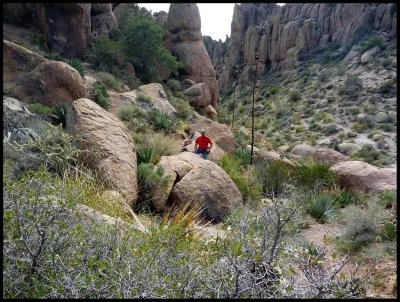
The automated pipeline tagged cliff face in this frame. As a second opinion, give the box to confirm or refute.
[203,3,397,91]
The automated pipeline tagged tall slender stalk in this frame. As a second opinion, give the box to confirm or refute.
[231,83,236,130]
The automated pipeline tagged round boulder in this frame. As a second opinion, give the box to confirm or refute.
[15,60,84,107]
[330,160,396,193]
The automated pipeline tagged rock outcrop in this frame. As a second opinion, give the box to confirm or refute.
[181,131,226,162]
[183,82,212,108]
[3,39,46,82]
[3,3,120,57]
[152,152,243,221]
[15,60,84,106]
[166,3,220,107]
[330,161,396,193]
[66,98,138,207]
[203,3,397,92]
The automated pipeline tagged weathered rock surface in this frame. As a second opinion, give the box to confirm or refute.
[3,39,46,82]
[189,112,236,153]
[183,82,212,108]
[136,83,178,116]
[66,98,138,207]
[360,46,381,64]
[338,143,361,155]
[152,152,243,221]
[203,3,397,91]
[290,143,316,158]
[313,147,349,166]
[166,3,220,107]
[330,161,396,193]
[91,3,118,41]
[15,60,84,106]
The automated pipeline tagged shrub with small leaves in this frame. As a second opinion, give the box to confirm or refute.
[166,79,182,92]
[288,89,301,102]
[28,103,53,116]
[137,93,152,103]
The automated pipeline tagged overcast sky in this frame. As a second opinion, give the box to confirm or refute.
[139,3,285,42]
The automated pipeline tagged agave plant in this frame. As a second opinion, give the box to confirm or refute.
[68,58,85,77]
[51,103,70,127]
[307,193,336,223]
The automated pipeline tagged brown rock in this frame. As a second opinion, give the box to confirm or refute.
[183,82,212,108]
[15,60,84,106]
[290,143,316,158]
[170,152,243,222]
[91,3,118,41]
[204,104,218,120]
[330,161,396,193]
[3,39,46,82]
[136,83,177,116]
[167,3,220,108]
[313,147,349,166]
[66,98,138,207]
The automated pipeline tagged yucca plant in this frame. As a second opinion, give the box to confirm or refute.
[306,193,336,223]
[51,103,70,127]
[136,144,159,164]
[68,58,85,77]
[148,109,176,133]
[292,159,339,193]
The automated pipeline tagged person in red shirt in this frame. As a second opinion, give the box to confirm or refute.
[194,129,213,159]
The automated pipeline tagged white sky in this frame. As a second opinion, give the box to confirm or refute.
[139,3,285,42]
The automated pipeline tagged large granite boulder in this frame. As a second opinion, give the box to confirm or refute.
[167,3,220,108]
[313,147,349,166]
[15,60,85,106]
[330,161,396,193]
[135,83,178,116]
[66,98,138,207]
[183,82,212,108]
[3,40,46,82]
[152,152,243,221]
[290,143,316,158]
[188,112,236,153]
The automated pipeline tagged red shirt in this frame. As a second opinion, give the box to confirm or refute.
[195,136,212,149]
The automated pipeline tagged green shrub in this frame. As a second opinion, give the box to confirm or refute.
[355,144,381,164]
[344,74,362,89]
[348,107,360,115]
[292,159,339,193]
[117,16,182,82]
[336,201,389,253]
[31,33,48,50]
[95,72,124,91]
[51,103,70,127]
[117,104,148,132]
[87,34,125,74]
[288,89,301,102]
[255,159,293,197]
[174,98,193,119]
[166,79,182,92]
[270,86,279,95]
[234,147,251,167]
[333,190,362,208]
[323,123,339,135]
[379,79,395,94]
[137,93,152,103]
[3,82,17,97]
[374,189,396,208]
[217,154,262,202]
[306,193,336,222]
[28,103,53,115]
[148,109,176,133]
[93,82,110,109]
[68,58,85,77]
[377,223,397,242]
[4,123,82,175]
[317,72,328,83]
[361,35,385,52]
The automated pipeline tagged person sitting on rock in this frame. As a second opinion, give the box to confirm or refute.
[194,128,213,159]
